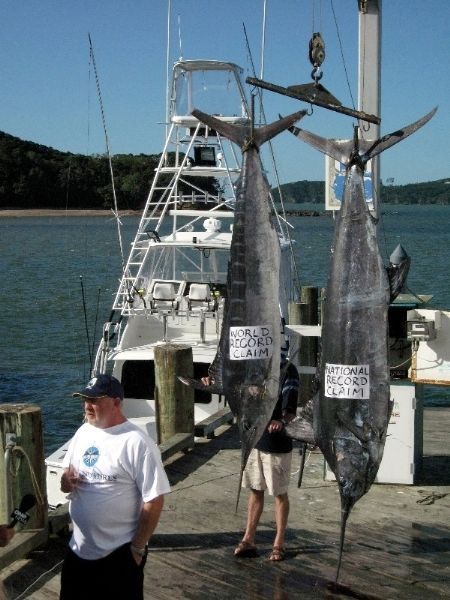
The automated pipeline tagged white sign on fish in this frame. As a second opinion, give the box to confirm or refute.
[229,326,274,360]
[325,364,370,399]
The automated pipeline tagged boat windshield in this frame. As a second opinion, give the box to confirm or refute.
[172,61,247,119]
[141,244,228,286]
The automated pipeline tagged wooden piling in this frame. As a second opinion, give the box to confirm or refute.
[0,404,47,530]
[154,344,195,444]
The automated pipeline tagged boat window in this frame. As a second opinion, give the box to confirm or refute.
[122,361,155,400]
[144,245,229,285]
[121,360,214,405]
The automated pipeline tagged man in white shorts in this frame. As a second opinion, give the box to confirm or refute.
[234,358,299,562]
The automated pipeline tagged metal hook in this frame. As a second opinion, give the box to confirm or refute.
[307,104,314,116]
[311,66,323,83]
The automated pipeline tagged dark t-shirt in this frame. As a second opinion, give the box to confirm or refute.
[255,362,299,454]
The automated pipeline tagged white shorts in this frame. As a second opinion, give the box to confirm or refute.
[242,448,292,496]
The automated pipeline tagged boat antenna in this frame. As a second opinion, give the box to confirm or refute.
[165,0,172,150]
[88,34,127,274]
[177,14,183,59]
[260,1,267,90]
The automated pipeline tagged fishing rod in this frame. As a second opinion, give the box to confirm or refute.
[80,276,92,367]
[90,287,102,371]
[88,34,129,285]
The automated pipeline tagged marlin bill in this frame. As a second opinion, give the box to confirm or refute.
[286,106,437,580]
[179,109,307,504]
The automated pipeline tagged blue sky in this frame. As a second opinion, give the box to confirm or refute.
[1,1,448,186]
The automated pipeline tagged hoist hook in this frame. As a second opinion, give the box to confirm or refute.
[311,66,323,83]
[309,32,325,84]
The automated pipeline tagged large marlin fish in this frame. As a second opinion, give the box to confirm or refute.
[180,108,306,504]
[287,107,437,580]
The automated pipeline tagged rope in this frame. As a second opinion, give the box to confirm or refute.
[9,446,45,508]
[12,560,64,600]
[330,0,356,110]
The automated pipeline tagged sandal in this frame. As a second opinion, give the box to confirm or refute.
[234,540,258,558]
[268,546,285,561]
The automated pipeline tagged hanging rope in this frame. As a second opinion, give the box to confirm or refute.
[330,0,356,110]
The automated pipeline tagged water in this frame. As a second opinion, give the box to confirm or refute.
[1,205,449,454]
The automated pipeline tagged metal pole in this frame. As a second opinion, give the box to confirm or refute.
[358,0,382,216]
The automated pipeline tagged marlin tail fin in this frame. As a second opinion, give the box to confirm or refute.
[191,109,307,150]
[289,106,437,167]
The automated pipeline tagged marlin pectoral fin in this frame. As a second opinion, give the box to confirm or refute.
[284,416,316,444]
[336,412,370,443]
[177,376,223,395]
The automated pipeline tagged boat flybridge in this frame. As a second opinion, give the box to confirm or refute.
[46,59,298,507]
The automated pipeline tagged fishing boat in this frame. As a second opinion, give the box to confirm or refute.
[45,58,300,508]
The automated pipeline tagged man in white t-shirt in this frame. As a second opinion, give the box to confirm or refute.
[59,373,170,600]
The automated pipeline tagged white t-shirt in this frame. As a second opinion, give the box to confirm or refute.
[63,420,170,559]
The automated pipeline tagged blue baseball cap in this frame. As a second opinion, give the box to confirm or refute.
[72,374,124,400]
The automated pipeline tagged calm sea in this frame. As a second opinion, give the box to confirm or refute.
[1,204,449,454]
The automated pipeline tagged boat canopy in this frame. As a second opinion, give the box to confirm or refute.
[171,59,248,120]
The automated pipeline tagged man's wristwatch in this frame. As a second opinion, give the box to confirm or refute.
[130,544,147,556]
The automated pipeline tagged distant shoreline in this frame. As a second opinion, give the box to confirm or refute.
[0,209,141,218]
[1,208,325,218]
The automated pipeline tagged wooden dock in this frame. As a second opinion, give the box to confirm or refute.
[2,407,449,599]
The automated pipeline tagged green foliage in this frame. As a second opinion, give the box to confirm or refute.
[0,132,162,210]
[380,180,450,204]
[272,180,324,203]
[273,179,450,204]
[273,178,450,205]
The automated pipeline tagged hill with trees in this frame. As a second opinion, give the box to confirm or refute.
[274,178,450,205]
[1,131,449,209]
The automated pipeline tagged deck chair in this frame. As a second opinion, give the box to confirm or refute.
[150,282,177,311]
[187,283,213,312]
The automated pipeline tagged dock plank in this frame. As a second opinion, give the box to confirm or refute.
[2,408,450,599]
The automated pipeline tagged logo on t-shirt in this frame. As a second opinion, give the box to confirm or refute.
[83,446,100,467]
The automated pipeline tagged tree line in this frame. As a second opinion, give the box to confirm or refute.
[274,178,450,205]
[1,131,448,209]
